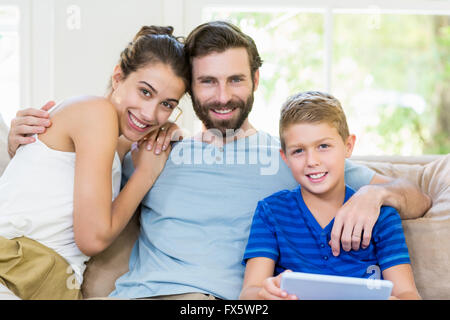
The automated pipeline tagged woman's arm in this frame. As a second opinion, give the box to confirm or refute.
[117,135,133,163]
[382,264,421,300]
[240,258,296,300]
[69,99,168,256]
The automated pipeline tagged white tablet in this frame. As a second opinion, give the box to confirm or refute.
[280,272,393,300]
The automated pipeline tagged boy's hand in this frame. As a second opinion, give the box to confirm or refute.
[8,101,55,158]
[258,270,298,300]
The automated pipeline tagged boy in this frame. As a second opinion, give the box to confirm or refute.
[239,91,420,300]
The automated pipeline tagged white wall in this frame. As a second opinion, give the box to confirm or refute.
[25,0,200,133]
[46,0,164,100]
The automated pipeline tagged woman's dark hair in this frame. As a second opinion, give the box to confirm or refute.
[112,25,190,90]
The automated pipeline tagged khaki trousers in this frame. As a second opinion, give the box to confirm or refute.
[0,236,83,300]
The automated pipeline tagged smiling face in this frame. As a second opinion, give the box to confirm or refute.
[280,122,355,199]
[191,47,259,136]
[110,62,186,142]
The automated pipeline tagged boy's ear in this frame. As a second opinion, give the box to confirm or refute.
[280,148,289,167]
[345,134,356,158]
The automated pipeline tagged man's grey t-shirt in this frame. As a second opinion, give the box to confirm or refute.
[109,132,375,299]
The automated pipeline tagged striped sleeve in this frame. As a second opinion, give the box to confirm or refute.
[373,206,411,271]
[242,201,279,265]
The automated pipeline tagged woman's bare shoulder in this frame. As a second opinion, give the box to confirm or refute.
[38,96,117,152]
[57,96,117,129]
[51,96,119,150]
[56,96,116,117]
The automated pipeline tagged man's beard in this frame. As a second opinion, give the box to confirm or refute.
[192,93,254,137]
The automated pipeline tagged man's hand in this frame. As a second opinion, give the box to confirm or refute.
[329,184,383,257]
[330,173,431,257]
[8,101,55,158]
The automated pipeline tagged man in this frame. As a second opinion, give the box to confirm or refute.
[7,21,431,300]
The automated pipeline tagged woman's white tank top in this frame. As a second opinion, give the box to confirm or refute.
[0,103,122,285]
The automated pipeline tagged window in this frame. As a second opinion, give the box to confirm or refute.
[0,5,20,127]
[332,12,450,155]
[202,4,450,155]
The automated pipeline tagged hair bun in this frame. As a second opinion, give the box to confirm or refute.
[133,26,174,41]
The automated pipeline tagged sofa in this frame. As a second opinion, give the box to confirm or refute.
[0,114,449,299]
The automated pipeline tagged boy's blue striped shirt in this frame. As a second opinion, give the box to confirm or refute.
[243,186,411,278]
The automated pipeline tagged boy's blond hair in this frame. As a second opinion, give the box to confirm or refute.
[279,91,350,152]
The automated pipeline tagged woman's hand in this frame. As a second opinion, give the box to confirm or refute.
[143,122,184,154]
[258,270,298,300]
[131,133,171,187]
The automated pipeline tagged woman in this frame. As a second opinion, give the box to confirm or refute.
[0,26,188,300]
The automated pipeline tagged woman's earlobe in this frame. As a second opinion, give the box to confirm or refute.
[111,65,123,90]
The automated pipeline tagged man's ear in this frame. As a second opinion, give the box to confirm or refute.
[252,69,260,92]
[345,134,356,158]
[111,64,123,90]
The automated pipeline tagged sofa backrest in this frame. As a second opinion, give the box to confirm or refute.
[354,155,450,299]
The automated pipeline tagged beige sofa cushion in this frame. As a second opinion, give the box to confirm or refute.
[355,155,450,299]
[81,212,140,298]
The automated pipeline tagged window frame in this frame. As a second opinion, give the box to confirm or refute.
[0,0,31,123]
[179,0,450,135]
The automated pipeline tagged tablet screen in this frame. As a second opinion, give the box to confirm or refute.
[280,272,393,300]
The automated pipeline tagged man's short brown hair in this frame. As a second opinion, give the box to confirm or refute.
[184,21,263,81]
[279,91,350,152]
